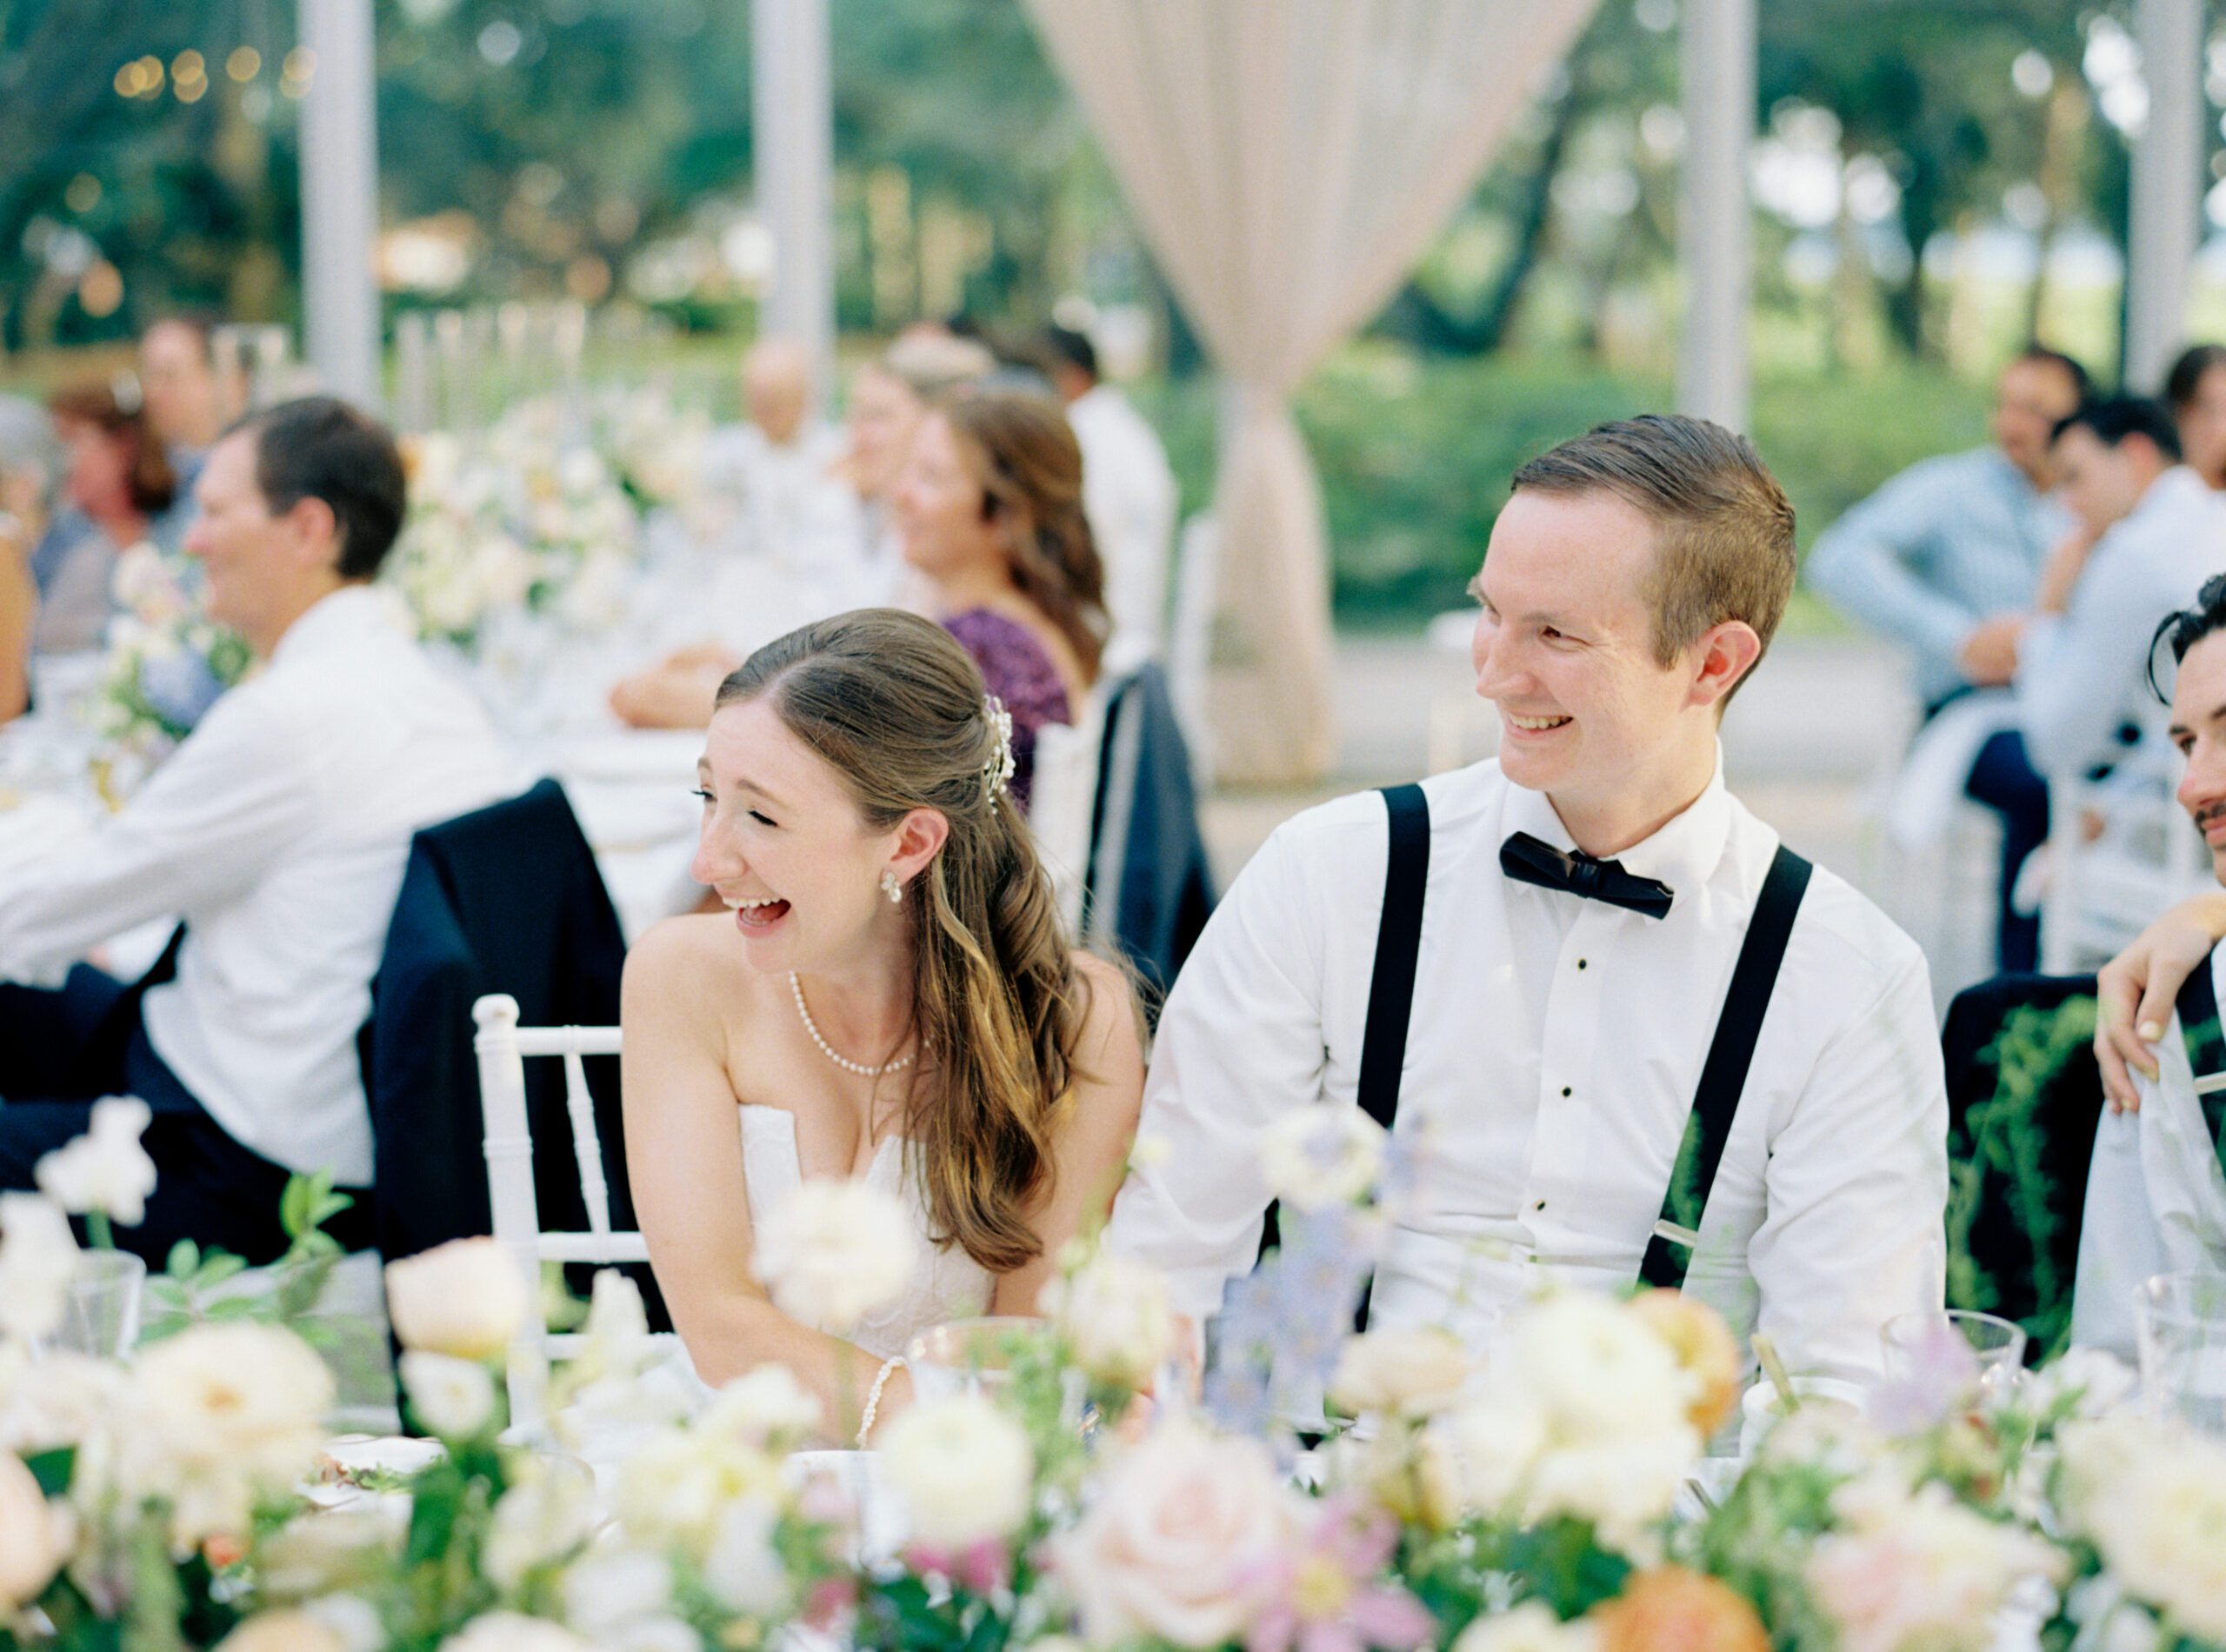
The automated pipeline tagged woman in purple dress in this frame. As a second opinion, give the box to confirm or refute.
[891,389,1108,812]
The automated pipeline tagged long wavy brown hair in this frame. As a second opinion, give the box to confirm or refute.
[716,609,1097,1273]
[936,388,1108,685]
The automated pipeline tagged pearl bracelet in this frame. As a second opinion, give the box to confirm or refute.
[856,1354,907,1448]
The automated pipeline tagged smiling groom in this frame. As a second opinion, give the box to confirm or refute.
[1108,415,1949,1409]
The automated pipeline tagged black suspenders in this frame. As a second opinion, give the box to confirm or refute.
[2173,950,2226,1176]
[1639,843,1812,1287]
[1351,783,1813,1313]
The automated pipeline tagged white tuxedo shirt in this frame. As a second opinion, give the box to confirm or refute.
[1108,756,1949,1389]
[0,586,510,1183]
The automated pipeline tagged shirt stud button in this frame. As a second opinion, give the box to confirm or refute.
[1576,958,1588,969]
[1560,1086,1572,1097]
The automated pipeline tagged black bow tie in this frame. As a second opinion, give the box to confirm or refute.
[1500,830,1673,919]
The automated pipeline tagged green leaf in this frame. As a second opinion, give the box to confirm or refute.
[21,1445,72,1497]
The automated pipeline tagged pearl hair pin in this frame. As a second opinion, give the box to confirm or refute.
[789,970,916,1077]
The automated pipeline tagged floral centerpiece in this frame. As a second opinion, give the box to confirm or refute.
[2,1109,2224,1652]
[386,397,646,656]
[90,543,251,793]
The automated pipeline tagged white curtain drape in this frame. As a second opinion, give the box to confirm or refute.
[1023,0,1603,783]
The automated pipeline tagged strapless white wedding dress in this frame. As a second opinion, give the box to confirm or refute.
[739,1104,995,1361]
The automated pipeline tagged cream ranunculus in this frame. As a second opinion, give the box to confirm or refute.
[0,1194,80,1343]
[119,1322,335,1545]
[1054,1417,1300,1648]
[484,1457,600,1589]
[437,1612,593,1652]
[1255,1106,1386,1212]
[0,1449,64,1608]
[384,1236,531,1360]
[750,1178,917,1334]
[2063,1417,2226,1642]
[1330,1326,1474,1418]
[878,1391,1035,1547]
[33,1096,157,1227]
[699,1364,823,1449]
[1038,1247,1176,1389]
[611,1425,786,1560]
[1453,1601,1602,1652]
[399,1351,499,1441]
[211,1611,349,1652]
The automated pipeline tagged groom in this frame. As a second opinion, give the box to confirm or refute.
[1108,415,1948,1400]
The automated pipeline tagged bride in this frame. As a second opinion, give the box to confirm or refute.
[621,608,1144,1442]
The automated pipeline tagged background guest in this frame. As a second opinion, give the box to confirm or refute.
[894,389,1107,814]
[34,382,178,657]
[1039,322,1176,669]
[138,316,230,490]
[2164,342,2226,492]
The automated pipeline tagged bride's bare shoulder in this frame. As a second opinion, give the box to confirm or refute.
[623,912,767,1008]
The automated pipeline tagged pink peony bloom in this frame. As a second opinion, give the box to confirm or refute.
[1240,1495,1436,1652]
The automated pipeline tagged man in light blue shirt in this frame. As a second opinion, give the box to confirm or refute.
[1809,346,2085,969]
[2020,398,2226,783]
[1809,347,2085,710]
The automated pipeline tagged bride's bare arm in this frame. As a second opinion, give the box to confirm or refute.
[992,950,1147,1316]
[619,916,899,1437]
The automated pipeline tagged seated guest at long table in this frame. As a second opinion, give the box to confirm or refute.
[620,610,1143,1442]
[0,397,507,1263]
[2076,578,2226,1352]
[892,388,1107,816]
[1106,415,1949,1409]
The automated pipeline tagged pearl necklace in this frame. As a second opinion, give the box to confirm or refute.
[789,971,916,1077]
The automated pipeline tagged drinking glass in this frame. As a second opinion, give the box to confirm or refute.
[2135,1271,2226,1436]
[1880,1308,2027,1407]
[51,1249,147,1359]
[905,1316,1050,1403]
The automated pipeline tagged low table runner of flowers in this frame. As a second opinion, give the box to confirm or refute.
[0,1105,2221,1652]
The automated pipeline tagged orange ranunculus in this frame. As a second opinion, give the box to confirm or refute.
[1629,1290,1743,1439]
[1589,1566,1769,1652]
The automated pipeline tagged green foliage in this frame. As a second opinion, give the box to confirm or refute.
[1945,995,2097,1361]
[1140,347,1997,631]
[141,1169,353,1342]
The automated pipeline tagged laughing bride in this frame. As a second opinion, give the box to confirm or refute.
[620,608,1143,1444]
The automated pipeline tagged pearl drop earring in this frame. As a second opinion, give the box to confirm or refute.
[881,869,903,903]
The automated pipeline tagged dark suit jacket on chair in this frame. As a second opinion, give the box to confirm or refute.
[362,776,635,1266]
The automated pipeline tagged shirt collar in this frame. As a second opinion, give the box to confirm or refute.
[266,583,391,669]
[1500,745,1731,914]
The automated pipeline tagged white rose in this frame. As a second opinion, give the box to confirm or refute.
[1039,1249,1175,1389]
[385,1236,530,1360]
[306,1595,389,1652]
[400,1351,498,1440]
[1054,1417,1299,1648]
[120,1322,334,1542]
[1330,1326,1474,1417]
[1453,1602,1601,1652]
[34,1096,157,1228]
[212,1611,348,1652]
[1446,1386,1550,1514]
[0,1194,80,1343]
[878,1391,1034,1547]
[1509,1292,1692,1444]
[1256,1106,1386,1211]
[0,1449,64,1608]
[701,1491,791,1617]
[1524,1428,1695,1557]
[2070,1421,2226,1642]
[484,1460,599,1589]
[438,1611,592,1652]
[612,1427,785,1558]
[750,1178,917,1333]
[1808,1482,2065,1652]
[560,1549,675,1638]
[700,1364,823,1448]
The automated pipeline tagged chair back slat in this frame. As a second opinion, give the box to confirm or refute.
[470,993,635,1442]
[561,1048,616,1237]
